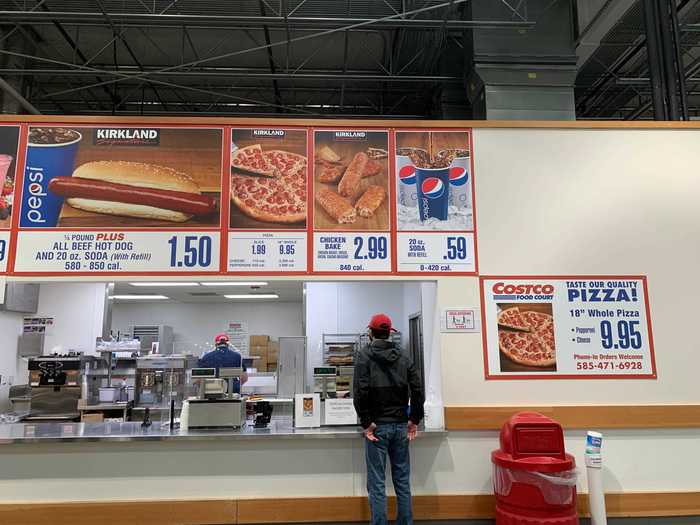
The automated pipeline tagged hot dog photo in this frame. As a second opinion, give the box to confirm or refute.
[19,126,223,228]
[313,130,389,231]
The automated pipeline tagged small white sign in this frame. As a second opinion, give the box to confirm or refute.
[324,398,358,426]
[440,307,481,332]
[294,393,321,428]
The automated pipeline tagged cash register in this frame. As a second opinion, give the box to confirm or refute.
[185,367,246,429]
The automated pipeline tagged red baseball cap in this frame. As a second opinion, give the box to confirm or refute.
[215,333,229,344]
[368,313,397,332]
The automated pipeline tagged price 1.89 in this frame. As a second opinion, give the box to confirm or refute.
[601,320,642,350]
[354,236,387,260]
[168,235,212,268]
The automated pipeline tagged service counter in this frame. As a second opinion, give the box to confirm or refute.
[0,420,447,445]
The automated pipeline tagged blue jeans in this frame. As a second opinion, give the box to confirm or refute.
[365,422,412,525]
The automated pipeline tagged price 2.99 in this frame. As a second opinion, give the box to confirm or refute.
[600,320,642,350]
[354,236,387,260]
[168,235,212,268]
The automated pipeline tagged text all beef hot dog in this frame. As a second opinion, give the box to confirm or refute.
[49,161,217,223]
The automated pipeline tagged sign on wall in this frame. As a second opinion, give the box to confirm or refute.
[0,125,20,274]
[480,276,656,379]
[1,120,478,277]
[13,125,224,275]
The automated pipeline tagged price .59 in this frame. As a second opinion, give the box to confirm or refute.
[168,235,212,268]
[444,237,468,261]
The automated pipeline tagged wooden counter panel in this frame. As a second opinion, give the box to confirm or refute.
[445,405,700,430]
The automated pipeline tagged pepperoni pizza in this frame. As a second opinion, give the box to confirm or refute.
[231,144,276,177]
[230,149,307,224]
[498,306,556,368]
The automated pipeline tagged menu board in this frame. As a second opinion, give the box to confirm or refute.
[395,130,475,274]
[228,127,308,273]
[481,276,656,379]
[0,121,479,276]
[0,125,20,273]
[13,125,223,274]
[312,129,392,273]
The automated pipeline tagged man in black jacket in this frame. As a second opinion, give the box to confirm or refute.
[353,313,425,525]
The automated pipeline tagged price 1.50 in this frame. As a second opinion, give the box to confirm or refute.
[444,236,468,261]
[0,239,6,262]
[168,236,212,268]
[354,236,387,260]
[601,320,642,350]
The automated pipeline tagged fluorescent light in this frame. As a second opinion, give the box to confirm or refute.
[129,282,199,287]
[109,295,169,300]
[224,294,279,299]
[201,282,268,286]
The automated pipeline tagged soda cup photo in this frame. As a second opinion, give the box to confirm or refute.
[395,147,425,209]
[415,166,450,222]
[20,127,82,227]
[440,149,470,210]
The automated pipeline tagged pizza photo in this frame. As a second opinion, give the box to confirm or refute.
[497,303,556,372]
[230,129,307,229]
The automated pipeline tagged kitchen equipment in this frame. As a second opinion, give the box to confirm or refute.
[17,332,44,357]
[313,366,337,400]
[185,367,246,429]
[26,355,83,421]
[129,324,173,354]
[134,356,193,408]
[277,336,306,397]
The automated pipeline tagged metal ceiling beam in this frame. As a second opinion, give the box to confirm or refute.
[0,11,534,30]
[0,76,40,114]
[0,68,461,82]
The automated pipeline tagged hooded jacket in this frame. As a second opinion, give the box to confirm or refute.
[353,338,425,429]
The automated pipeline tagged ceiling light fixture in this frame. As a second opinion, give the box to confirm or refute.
[109,295,169,300]
[223,294,279,299]
[129,282,199,287]
[201,282,269,287]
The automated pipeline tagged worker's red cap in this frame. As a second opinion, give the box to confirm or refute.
[215,333,229,344]
[368,313,397,332]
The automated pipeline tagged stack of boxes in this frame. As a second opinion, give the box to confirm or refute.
[249,335,279,372]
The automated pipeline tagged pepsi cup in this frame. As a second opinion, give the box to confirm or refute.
[395,147,425,208]
[416,167,450,222]
[20,128,82,227]
[440,150,470,210]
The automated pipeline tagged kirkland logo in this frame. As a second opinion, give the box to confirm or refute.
[252,129,285,137]
[334,131,366,139]
[94,128,160,146]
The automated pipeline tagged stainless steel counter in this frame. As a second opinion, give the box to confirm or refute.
[0,421,447,444]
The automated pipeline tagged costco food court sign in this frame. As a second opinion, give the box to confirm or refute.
[480,276,656,380]
[0,122,476,276]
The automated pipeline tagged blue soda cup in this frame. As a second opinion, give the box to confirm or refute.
[415,166,450,222]
[20,128,82,227]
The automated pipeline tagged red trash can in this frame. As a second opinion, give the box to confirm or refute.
[492,412,579,525]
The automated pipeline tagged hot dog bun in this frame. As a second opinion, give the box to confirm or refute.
[68,161,201,222]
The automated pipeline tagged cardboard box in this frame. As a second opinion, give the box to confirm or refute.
[267,362,278,372]
[250,345,268,357]
[252,355,268,370]
[250,335,270,346]
[81,413,104,423]
[268,340,279,360]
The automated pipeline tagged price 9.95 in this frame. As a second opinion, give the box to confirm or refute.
[354,236,387,260]
[168,235,212,268]
[601,320,642,350]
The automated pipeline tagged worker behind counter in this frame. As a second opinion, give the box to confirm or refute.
[198,334,248,394]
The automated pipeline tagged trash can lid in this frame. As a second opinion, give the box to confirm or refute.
[492,450,576,472]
